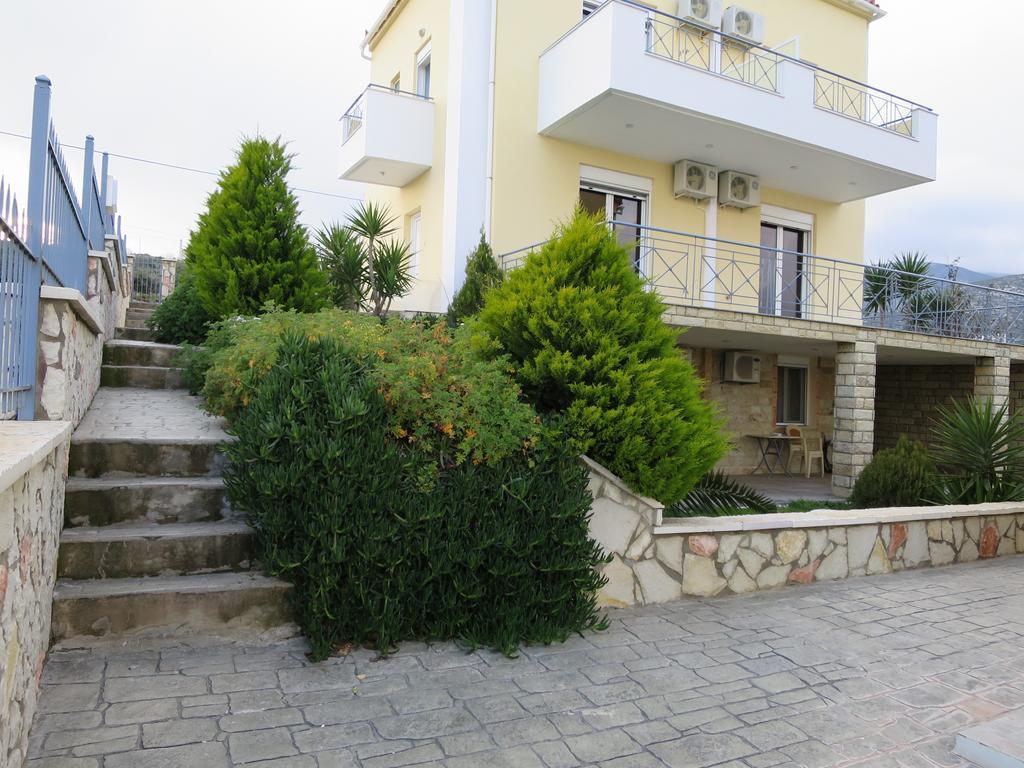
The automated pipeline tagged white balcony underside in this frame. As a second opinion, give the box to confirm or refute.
[538,2,938,204]
[339,87,434,188]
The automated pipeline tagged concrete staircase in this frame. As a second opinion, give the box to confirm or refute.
[51,307,292,642]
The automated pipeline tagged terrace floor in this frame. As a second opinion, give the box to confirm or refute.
[733,474,841,505]
[28,557,1024,767]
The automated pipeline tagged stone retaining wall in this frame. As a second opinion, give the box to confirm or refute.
[36,290,104,427]
[587,459,1024,608]
[0,422,72,768]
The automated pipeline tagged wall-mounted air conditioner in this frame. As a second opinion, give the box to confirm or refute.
[677,0,723,29]
[718,170,760,209]
[673,160,718,201]
[723,351,761,383]
[722,6,765,45]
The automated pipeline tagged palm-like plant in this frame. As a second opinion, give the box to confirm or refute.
[931,397,1024,504]
[671,471,775,517]
[319,202,414,317]
[315,223,368,311]
[369,239,414,316]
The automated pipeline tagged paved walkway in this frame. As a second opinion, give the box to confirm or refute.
[28,558,1024,768]
[735,475,840,505]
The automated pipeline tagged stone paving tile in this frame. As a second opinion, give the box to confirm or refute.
[29,557,1024,767]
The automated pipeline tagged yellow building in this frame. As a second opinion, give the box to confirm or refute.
[340,0,1024,498]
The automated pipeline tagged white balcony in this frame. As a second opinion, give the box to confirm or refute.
[339,85,434,187]
[538,1,938,203]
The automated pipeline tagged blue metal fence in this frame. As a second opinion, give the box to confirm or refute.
[0,75,129,419]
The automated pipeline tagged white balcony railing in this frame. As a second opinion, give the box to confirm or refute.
[500,224,1024,347]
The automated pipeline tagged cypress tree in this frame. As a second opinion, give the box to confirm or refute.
[190,137,326,317]
[474,209,728,505]
[448,230,504,325]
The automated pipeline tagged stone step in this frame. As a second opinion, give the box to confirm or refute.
[64,476,227,527]
[103,340,181,368]
[956,710,1024,768]
[70,438,226,478]
[115,327,155,342]
[100,364,185,389]
[57,521,254,579]
[130,301,160,311]
[50,572,293,641]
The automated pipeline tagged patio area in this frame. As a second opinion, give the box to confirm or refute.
[27,557,1024,767]
[732,474,841,505]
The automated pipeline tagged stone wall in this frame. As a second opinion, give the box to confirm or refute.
[586,456,1024,608]
[873,364,973,452]
[1009,364,1024,419]
[36,291,104,427]
[0,422,72,768]
[87,250,121,340]
[689,349,834,474]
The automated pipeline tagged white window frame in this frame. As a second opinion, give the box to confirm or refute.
[579,165,652,277]
[776,355,810,426]
[415,43,432,98]
[390,72,401,92]
[761,205,813,319]
[408,211,422,277]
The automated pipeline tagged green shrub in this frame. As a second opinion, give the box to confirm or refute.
[448,231,503,325]
[850,436,937,508]
[473,209,728,505]
[200,310,541,472]
[189,137,326,317]
[931,397,1024,504]
[147,265,215,345]
[223,332,607,659]
[671,471,775,517]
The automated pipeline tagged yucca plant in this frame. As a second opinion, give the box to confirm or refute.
[670,470,775,517]
[315,223,368,311]
[931,397,1024,504]
[370,239,414,316]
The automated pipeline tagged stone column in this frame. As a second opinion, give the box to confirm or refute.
[832,340,877,498]
[974,355,1010,412]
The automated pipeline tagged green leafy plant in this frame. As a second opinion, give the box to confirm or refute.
[147,265,215,345]
[223,332,607,660]
[850,436,937,508]
[315,223,368,310]
[448,231,504,325]
[473,209,728,505]
[670,471,774,517]
[931,397,1024,504]
[345,201,414,317]
[189,136,327,318]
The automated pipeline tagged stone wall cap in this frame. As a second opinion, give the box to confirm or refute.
[40,285,103,335]
[89,249,116,292]
[0,421,72,494]
[581,455,664,515]
[655,501,1024,536]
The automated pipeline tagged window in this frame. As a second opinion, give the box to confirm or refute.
[416,45,431,98]
[408,212,422,277]
[759,207,812,319]
[578,166,651,276]
[777,364,808,425]
[390,73,401,92]
[582,0,604,17]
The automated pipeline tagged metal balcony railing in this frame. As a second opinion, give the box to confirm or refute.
[499,223,1024,347]
[340,84,434,147]
[584,0,932,135]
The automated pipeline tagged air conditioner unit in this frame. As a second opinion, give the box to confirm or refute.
[722,6,765,45]
[718,170,760,209]
[723,351,761,383]
[673,160,718,201]
[677,0,723,29]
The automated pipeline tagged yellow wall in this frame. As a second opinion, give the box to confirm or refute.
[367,0,450,312]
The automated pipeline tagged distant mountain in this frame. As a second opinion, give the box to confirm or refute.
[926,264,1005,284]
[976,274,1024,294]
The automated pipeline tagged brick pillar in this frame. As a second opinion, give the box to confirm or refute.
[974,355,1010,411]
[832,341,877,498]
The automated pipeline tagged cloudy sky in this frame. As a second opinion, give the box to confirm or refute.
[0,0,1021,275]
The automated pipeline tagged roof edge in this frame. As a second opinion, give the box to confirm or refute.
[822,0,887,22]
[362,0,407,53]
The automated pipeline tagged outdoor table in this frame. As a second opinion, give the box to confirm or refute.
[748,433,797,476]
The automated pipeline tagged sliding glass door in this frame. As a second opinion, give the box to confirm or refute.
[759,223,807,318]
[580,186,647,274]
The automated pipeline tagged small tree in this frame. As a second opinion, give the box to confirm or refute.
[448,230,503,325]
[147,263,215,345]
[189,137,326,317]
[474,209,728,505]
[315,223,367,310]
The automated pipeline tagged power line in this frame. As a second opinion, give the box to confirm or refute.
[0,128,363,203]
